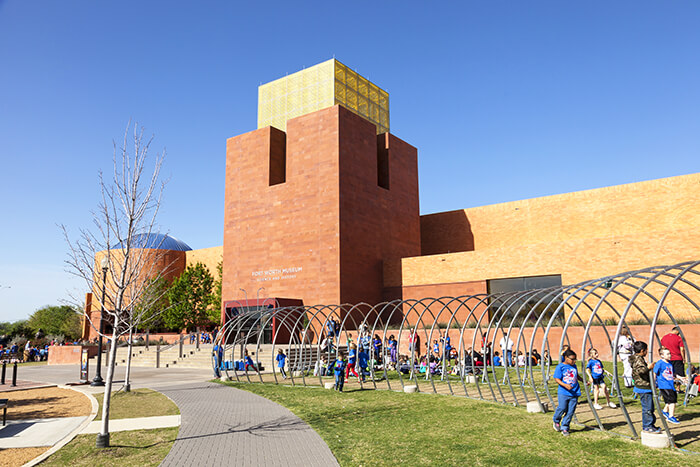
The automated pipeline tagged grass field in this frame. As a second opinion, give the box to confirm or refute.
[41,388,179,467]
[219,380,695,466]
[41,428,178,467]
[94,388,179,420]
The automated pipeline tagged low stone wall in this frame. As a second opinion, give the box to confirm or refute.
[48,345,99,365]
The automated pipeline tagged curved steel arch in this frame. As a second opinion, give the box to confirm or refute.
[215,261,700,448]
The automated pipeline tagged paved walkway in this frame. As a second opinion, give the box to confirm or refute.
[160,381,338,467]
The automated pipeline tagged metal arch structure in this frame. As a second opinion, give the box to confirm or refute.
[213,261,700,445]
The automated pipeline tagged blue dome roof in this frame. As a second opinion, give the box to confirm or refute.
[111,233,192,251]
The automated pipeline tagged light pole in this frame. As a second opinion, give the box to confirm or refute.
[91,256,108,386]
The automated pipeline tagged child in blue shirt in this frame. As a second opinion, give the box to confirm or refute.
[244,349,257,372]
[442,335,452,362]
[493,351,502,367]
[358,348,369,382]
[654,347,686,424]
[346,343,359,379]
[585,348,616,410]
[276,349,287,379]
[552,349,582,436]
[213,343,224,378]
[388,335,398,364]
[334,353,347,392]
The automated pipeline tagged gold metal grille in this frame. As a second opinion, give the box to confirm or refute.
[258,59,389,134]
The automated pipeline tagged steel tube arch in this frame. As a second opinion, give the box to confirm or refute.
[214,261,700,448]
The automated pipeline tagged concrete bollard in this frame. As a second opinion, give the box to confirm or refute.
[526,401,549,413]
[324,382,335,389]
[404,385,418,393]
[641,431,672,448]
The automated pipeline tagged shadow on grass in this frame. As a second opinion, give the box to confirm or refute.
[109,439,175,449]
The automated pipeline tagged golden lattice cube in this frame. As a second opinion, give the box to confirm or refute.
[258,59,389,134]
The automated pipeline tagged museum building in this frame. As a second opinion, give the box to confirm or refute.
[82,59,700,339]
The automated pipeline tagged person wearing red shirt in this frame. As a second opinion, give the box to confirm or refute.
[660,327,686,377]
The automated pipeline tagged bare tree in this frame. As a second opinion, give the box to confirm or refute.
[63,122,167,448]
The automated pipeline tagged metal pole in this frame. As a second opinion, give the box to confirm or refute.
[156,342,160,368]
[196,326,200,350]
[179,334,184,358]
[11,362,17,387]
[91,265,107,386]
[1,362,5,385]
[145,329,149,351]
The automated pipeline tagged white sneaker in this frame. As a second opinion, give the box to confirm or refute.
[608,402,617,408]
[593,403,603,410]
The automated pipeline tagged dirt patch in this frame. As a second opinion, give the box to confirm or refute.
[3,387,92,420]
[0,447,49,467]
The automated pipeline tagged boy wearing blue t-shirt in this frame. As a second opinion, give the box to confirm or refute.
[553,349,583,436]
[585,348,616,410]
[334,353,347,392]
[493,352,501,367]
[358,348,369,382]
[276,349,287,379]
[654,347,686,424]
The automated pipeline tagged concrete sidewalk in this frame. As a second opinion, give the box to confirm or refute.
[81,414,181,434]
[0,416,89,448]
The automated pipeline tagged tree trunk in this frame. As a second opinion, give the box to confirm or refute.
[124,326,133,392]
[97,327,119,448]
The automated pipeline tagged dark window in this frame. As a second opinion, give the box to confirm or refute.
[269,129,286,186]
[377,134,389,189]
[487,275,563,326]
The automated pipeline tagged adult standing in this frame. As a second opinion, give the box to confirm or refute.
[661,327,686,377]
[499,334,514,367]
[617,328,634,388]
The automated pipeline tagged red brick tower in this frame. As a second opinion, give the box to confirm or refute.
[222,105,420,310]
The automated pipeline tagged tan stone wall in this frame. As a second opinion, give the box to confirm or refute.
[387,172,700,320]
[421,172,700,255]
[186,246,223,277]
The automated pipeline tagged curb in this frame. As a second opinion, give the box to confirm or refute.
[22,385,99,467]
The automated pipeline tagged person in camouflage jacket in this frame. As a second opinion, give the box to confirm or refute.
[630,341,660,432]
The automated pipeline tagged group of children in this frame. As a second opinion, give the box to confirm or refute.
[553,341,687,437]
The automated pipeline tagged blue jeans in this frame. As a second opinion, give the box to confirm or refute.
[639,392,656,430]
[506,350,513,367]
[553,394,578,431]
[335,373,344,391]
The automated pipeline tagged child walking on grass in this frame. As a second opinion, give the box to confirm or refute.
[553,349,582,437]
[586,348,616,410]
[276,348,287,379]
[654,347,686,425]
[334,353,347,392]
[346,343,360,379]
[630,341,661,433]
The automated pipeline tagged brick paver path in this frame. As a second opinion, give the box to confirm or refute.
[159,382,339,467]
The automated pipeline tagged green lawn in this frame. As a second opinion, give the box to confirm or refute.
[219,380,691,466]
[94,388,179,420]
[41,427,178,467]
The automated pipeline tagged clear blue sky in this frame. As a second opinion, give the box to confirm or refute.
[1,1,698,322]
